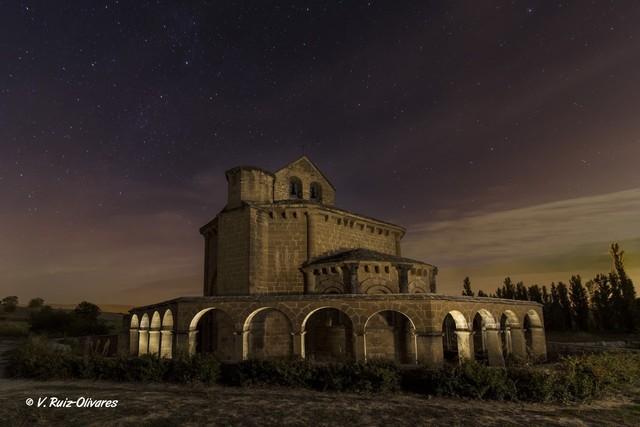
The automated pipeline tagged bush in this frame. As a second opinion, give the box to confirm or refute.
[311,361,400,392]
[402,354,640,403]
[220,359,399,392]
[6,337,73,379]
[7,337,640,403]
[165,353,220,384]
[220,359,312,387]
[0,321,29,337]
[507,367,557,402]
[401,362,517,400]
[555,356,604,402]
[5,337,220,384]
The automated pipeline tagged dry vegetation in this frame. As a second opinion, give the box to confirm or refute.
[1,378,639,426]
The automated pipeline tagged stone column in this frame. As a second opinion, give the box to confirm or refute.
[188,330,198,356]
[510,327,527,359]
[292,331,306,359]
[529,327,547,360]
[354,332,366,362]
[394,264,412,293]
[239,330,250,361]
[172,331,190,357]
[129,329,139,356]
[455,330,472,361]
[138,330,149,355]
[160,330,173,359]
[407,330,418,364]
[306,212,316,260]
[415,331,443,367]
[429,267,438,293]
[149,330,161,355]
[342,263,360,294]
[485,329,505,367]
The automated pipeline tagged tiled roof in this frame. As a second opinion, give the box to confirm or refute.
[303,248,431,267]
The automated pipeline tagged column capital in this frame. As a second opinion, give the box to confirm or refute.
[394,263,412,293]
[341,262,360,272]
[392,262,413,272]
[341,262,360,294]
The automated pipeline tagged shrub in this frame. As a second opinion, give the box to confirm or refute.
[555,356,604,402]
[165,353,220,384]
[311,361,400,392]
[220,359,399,392]
[5,337,220,384]
[119,355,168,382]
[401,362,517,400]
[5,337,73,379]
[7,337,640,403]
[220,359,313,387]
[0,321,29,337]
[507,367,557,402]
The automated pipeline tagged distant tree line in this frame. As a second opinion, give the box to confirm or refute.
[29,301,109,336]
[461,243,639,332]
[1,296,45,312]
[0,295,110,336]
[1,296,19,312]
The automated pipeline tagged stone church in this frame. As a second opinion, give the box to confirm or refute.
[128,156,546,365]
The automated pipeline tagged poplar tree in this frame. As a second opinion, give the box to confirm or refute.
[527,285,543,303]
[497,277,516,299]
[610,243,637,330]
[556,282,573,330]
[462,276,474,296]
[569,275,590,331]
[515,281,528,300]
[592,273,612,330]
[549,283,565,330]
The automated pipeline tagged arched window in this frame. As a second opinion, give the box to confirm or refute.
[310,182,322,202]
[289,177,302,199]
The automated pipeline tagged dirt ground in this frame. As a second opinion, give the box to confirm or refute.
[1,379,639,427]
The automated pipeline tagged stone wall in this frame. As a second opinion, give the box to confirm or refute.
[227,204,410,295]
[226,167,274,209]
[201,157,413,297]
[216,207,250,295]
[311,210,400,258]
[130,294,547,366]
[203,219,218,295]
[273,157,335,205]
[254,208,307,293]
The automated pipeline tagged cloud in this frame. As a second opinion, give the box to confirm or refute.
[0,167,219,305]
[403,188,640,292]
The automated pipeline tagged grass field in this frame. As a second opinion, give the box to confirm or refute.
[1,379,639,426]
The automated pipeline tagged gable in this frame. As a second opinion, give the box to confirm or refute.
[275,156,335,190]
[273,156,336,204]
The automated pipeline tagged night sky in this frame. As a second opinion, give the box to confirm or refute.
[2,1,639,307]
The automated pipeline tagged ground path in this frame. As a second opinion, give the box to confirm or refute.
[0,338,20,378]
[1,379,639,426]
